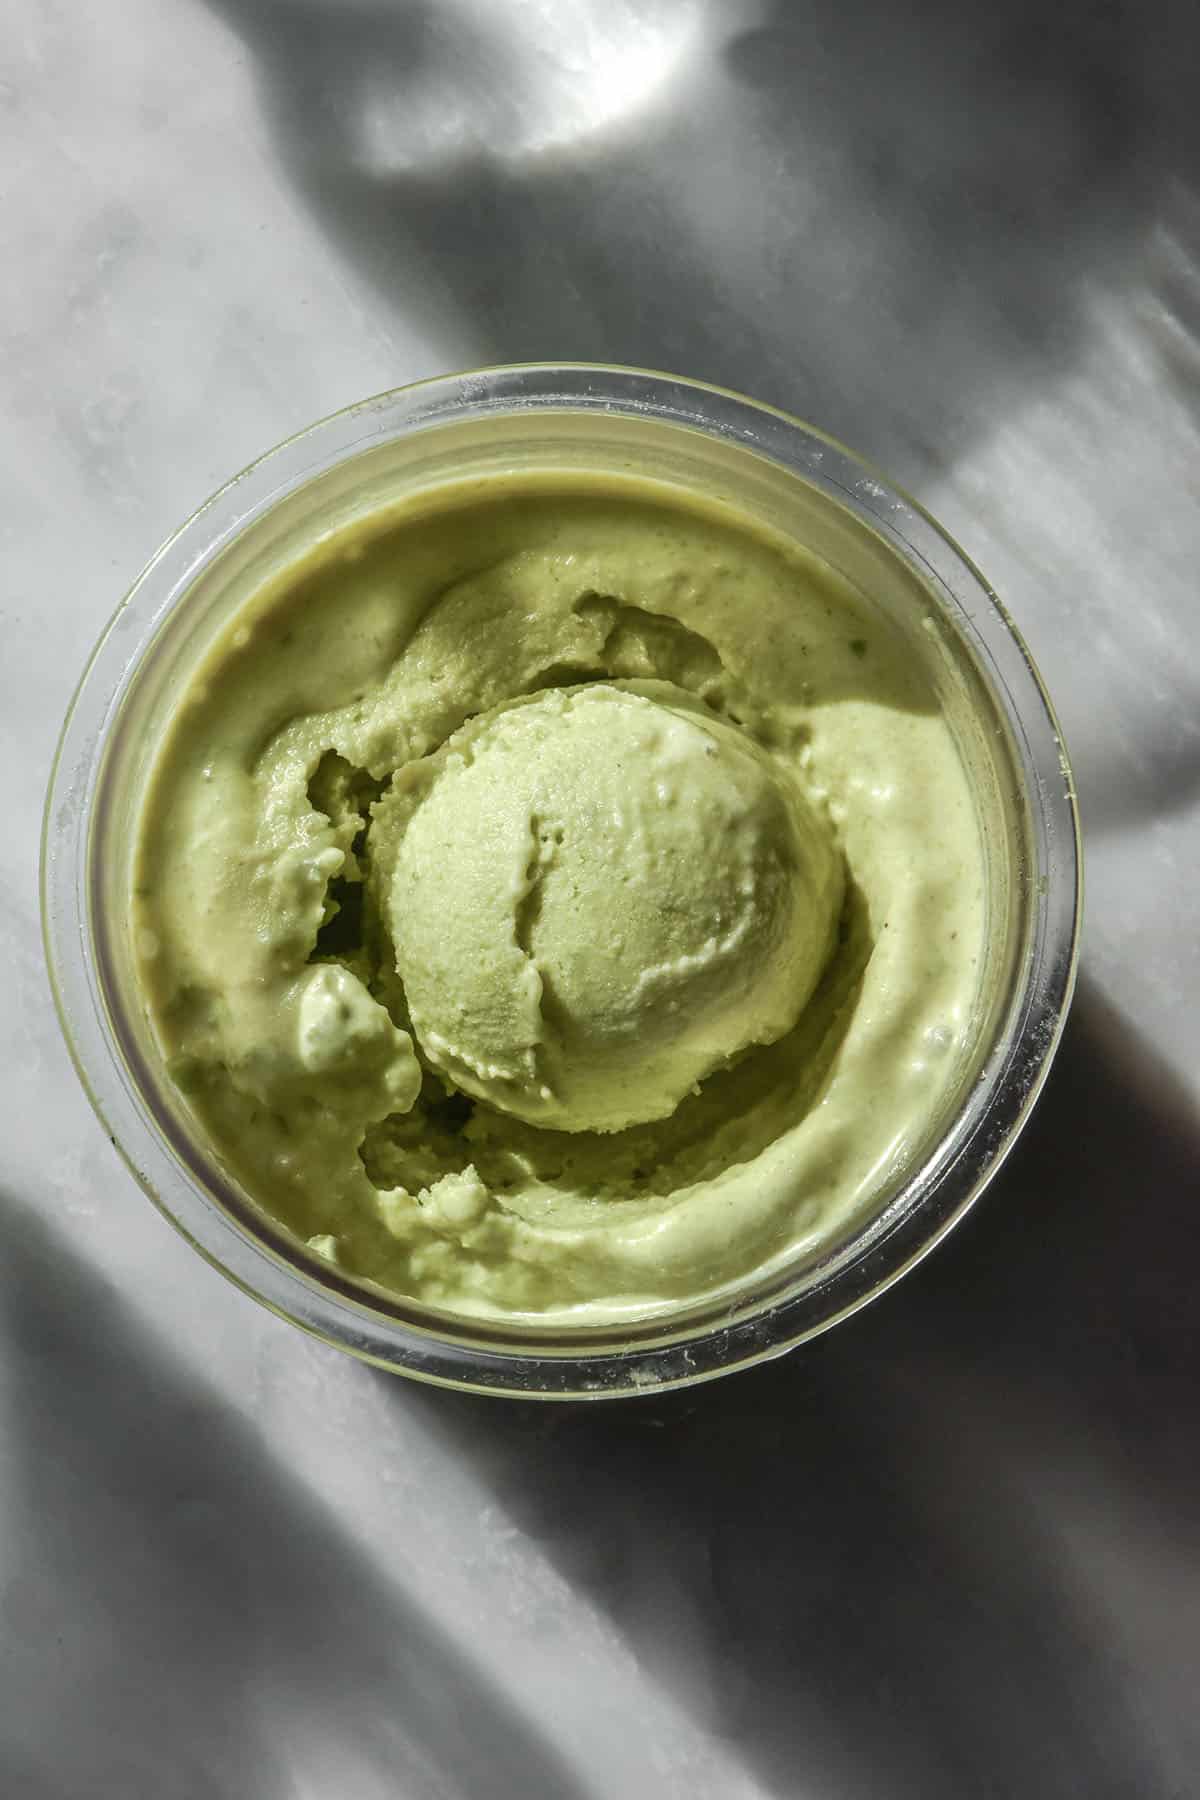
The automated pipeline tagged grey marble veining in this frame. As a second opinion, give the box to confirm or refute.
[2,2,1198,1795]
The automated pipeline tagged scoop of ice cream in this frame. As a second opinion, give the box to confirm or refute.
[388,683,843,1133]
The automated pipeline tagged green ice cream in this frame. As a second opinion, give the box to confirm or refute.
[132,476,988,1322]
[387,683,843,1134]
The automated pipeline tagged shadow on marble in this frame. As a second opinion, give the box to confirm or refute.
[386,981,1200,1798]
[0,1195,587,1800]
[199,0,1199,477]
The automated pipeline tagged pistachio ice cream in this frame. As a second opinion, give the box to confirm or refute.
[387,683,843,1134]
[132,477,988,1321]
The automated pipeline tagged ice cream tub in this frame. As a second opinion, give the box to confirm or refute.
[42,365,1081,1396]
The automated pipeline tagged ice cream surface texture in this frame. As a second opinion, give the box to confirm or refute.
[133,476,988,1321]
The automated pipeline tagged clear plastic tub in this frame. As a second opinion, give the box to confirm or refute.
[42,365,1081,1396]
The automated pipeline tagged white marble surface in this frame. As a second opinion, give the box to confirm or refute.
[3,1,1199,1794]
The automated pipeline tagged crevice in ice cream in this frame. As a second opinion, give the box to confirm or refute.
[133,477,987,1322]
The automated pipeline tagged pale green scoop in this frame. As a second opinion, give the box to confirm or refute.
[388,683,844,1133]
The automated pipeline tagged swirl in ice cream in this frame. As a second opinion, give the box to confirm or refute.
[132,476,986,1321]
